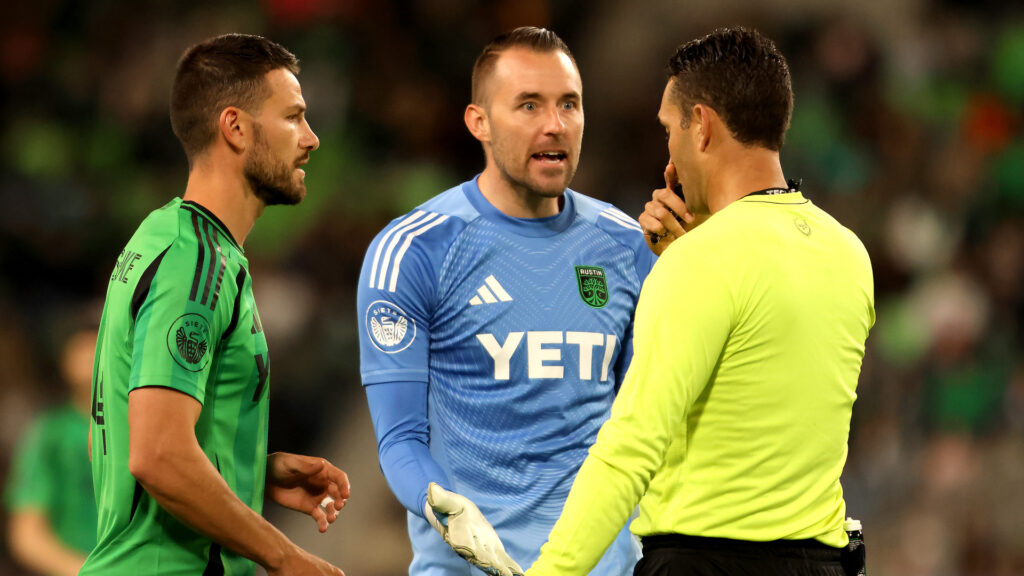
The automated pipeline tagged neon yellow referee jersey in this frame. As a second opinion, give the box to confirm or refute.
[530,192,874,575]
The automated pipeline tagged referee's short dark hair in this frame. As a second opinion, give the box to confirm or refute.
[170,34,300,165]
[667,27,793,151]
[471,26,577,106]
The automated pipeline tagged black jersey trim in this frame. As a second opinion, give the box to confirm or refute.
[203,542,225,576]
[189,212,206,303]
[129,481,144,523]
[740,198,811,206]
[253,354,269,402]
[200,219,218,307]
[208,226,227,311]
[220,268,248,342]
[130,246,171,322]
[203,456,225,575]
[182,200,239,250]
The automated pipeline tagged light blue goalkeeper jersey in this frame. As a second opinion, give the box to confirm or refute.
[357,177,655,575]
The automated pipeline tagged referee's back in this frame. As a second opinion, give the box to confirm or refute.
[618,189,874,548]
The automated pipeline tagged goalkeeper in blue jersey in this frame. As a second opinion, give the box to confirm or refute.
[356,27,656,576]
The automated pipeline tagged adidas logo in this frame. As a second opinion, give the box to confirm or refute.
[469,275,513,306]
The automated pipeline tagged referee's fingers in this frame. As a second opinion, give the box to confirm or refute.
[653,187,693,225]
[643,197,686,237]
[639,214,673,256]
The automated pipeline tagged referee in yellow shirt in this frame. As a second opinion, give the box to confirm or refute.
[526,27,874,576]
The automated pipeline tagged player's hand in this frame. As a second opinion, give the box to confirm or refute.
[638,162,695,256]
[424,483,524,576]
[266,452,350,533]
[268,545,345,576]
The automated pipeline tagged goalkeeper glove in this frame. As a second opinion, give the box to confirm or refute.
[424,482,524,576]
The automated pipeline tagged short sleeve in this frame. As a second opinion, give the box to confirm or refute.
[357,213,450,386]
[129,240,227,403]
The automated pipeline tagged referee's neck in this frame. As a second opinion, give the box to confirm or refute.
[705,147,785,214]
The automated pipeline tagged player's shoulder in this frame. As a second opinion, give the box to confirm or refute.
[108,198,195,297]
[125,198,220,260]
[124,198,186,252]
[146,200,242,270]
[417,182,483,222]
[383,183,478,232]
[120,198,242,311]
[570,189,648,248]
[366,182,482,257]
[361,182,482,293]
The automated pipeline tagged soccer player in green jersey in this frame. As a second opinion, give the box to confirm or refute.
[5,327,97,576]
[82,34,349,576]
[528,27,874,576]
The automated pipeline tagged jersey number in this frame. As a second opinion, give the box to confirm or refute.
[91,373,108,455]
[252,353,269,402]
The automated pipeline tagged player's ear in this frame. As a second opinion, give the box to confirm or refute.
[464,103,490,143]
[692,104,712,152]
[219,106,248,153]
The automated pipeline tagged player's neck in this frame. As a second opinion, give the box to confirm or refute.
[706,147,786,214]
[477,168,561,219]
[183,161,264,246]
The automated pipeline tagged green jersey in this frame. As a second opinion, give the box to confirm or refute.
[4,403,97,554]
[83,198,270,576]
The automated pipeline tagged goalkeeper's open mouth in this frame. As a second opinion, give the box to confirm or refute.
[530,150,568,165]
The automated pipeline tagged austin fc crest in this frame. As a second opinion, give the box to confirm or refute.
[575,266,609,309]
[366,300,417,353]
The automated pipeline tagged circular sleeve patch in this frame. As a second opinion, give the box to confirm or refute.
[166,313,213,372]
[365,300,417,353]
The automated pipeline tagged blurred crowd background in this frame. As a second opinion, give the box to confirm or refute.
[0,0,1021,574]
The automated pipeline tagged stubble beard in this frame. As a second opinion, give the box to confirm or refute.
[491,138,578,200]
[244,123,305,207]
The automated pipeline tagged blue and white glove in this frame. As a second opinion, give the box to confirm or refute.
[424,482,524,576]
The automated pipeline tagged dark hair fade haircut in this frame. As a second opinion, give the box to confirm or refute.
[666,27,793,151]
[170,33,300,164]
[471,26,577,105]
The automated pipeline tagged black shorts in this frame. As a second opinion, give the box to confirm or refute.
[634,534,846,576]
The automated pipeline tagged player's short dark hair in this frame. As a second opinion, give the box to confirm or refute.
[471,26,576,105]
[666,27,793,151]
[170,33,300,163]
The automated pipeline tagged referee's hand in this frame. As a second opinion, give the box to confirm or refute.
[639,162,694,256]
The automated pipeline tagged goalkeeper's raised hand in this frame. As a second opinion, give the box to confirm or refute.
[424,483,524,576]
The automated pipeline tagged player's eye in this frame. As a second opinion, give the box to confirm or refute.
[522,102,536,111]
[562,101,576,111]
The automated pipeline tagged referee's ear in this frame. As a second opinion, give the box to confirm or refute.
[218,106,249,154]
[464,103,490,144]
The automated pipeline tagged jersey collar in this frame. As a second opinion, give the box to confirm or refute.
[736,191,809,206]
[461,175,576,238]
[181,200,242,251]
